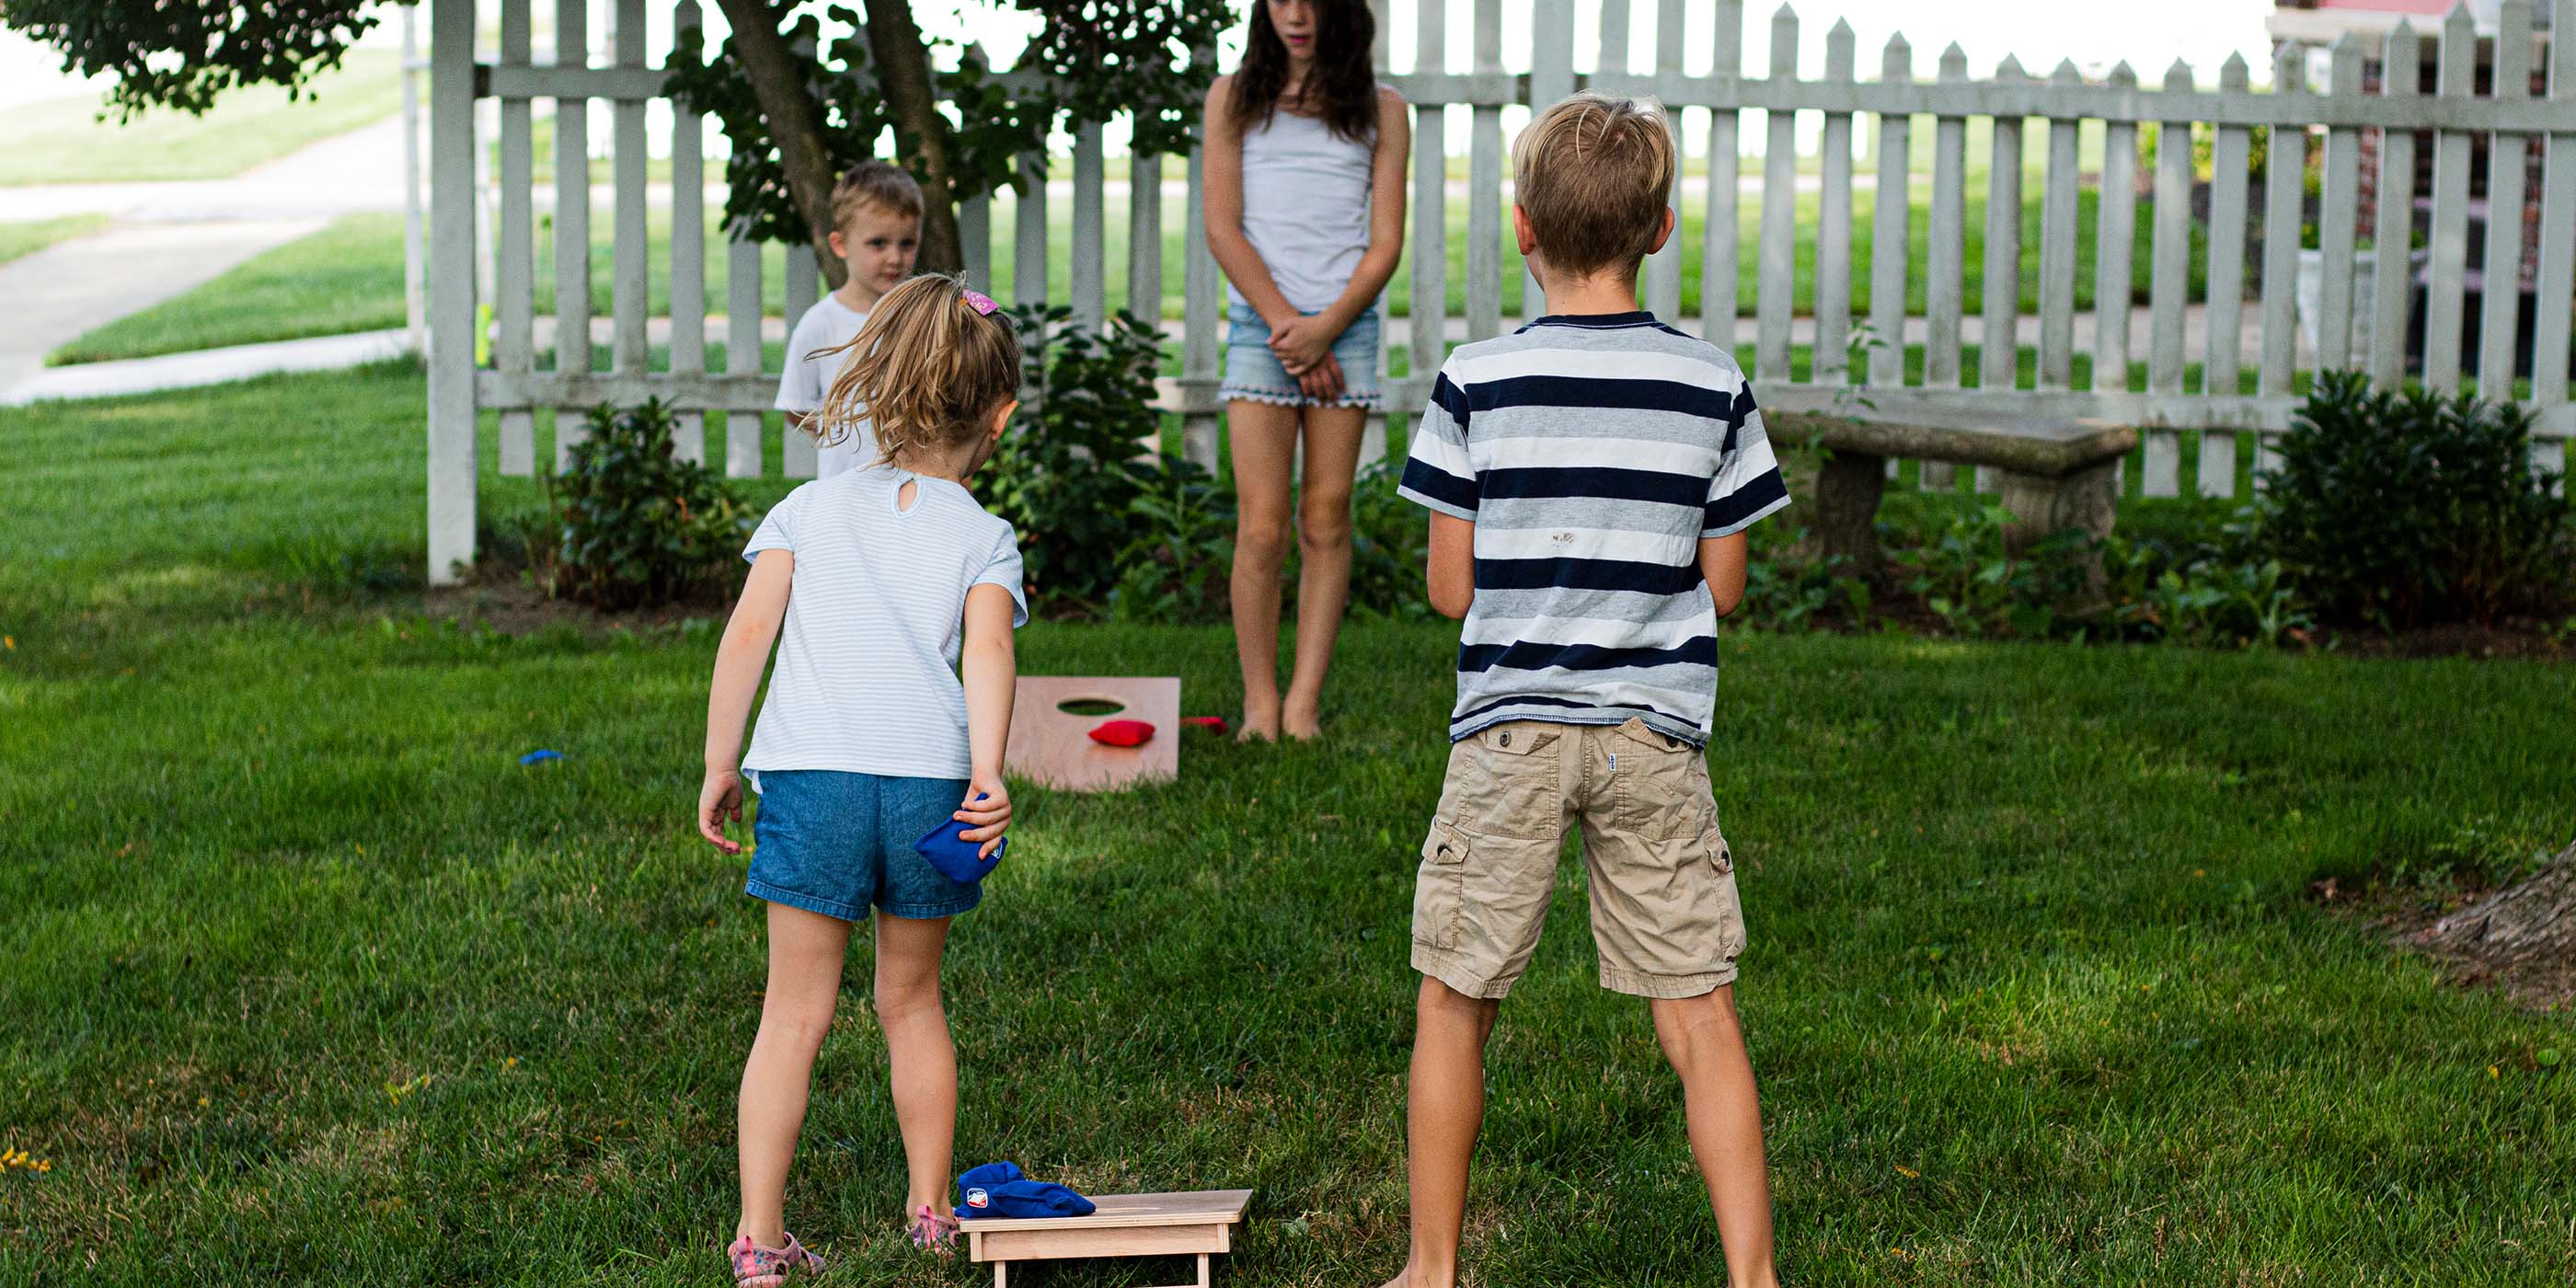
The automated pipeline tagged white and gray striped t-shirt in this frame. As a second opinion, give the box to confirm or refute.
[740,466,1028,784]
[1397,311,1789,746]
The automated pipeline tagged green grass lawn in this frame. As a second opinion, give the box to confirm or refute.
[48,214,413,364]
[0,52,402,186]
[1,365,2570,1284]
[0,214,108,267]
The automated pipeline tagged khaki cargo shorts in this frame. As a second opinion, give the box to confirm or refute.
[1411,719,1745,1000]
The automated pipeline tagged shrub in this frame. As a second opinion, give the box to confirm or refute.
[2256,371,2572,629]
[538,398,753,610]
[980,305,1169,613]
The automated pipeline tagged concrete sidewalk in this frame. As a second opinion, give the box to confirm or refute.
[0,218,328,397]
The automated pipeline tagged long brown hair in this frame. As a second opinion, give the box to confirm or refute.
[811,274,1020,467]
[1229,0,1377,144]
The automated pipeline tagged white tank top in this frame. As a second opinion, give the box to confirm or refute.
[1227,105,1376,314]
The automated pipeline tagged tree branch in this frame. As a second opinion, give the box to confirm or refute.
[711,0,845,288]
[861,0,963,273]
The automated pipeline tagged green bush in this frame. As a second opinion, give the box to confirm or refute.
[2256,371,2572,629]
[980,305,1170,613]
[537,398,754,610]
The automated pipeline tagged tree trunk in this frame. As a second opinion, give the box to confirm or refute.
[860,0,963,274]
[1813,450,1886,574]
[713,0,847,289]
[2419,840,2576,965]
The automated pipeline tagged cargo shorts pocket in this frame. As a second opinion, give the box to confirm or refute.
[1411,823,1471,951]
[1708,828,1746,958]
[1611,721,1710,840]
[1455,724,1563,841]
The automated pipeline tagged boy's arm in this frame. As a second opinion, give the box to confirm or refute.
[955,581,1018,857]
[698,549,793,852]
[1427,512,1477,619]
[1699,532,1749,618]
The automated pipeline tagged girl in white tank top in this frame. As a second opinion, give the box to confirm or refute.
[1202,0,1411,742]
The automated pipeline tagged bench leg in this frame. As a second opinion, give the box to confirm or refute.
[993,1259,1006,1288]
[1199,1252,1213,1288]
[1996,459,2119,558]
[1814,449,1887,573]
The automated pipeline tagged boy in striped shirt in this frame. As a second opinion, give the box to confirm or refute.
[1384,93,1786,1288]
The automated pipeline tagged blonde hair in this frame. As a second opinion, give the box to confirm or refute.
[1512,92,1677,282]
[811,273,1020,466]
[830,160,926,231]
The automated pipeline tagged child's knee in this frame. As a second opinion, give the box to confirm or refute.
[872,975,945,1025]
[1296,499,1352,551]
[1419,974,1501,1030]
[1647,988,1740,1066]
[1236,513,1294,563]
[760,997,839,1052]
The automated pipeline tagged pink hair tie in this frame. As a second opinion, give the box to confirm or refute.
[960,287,999,316]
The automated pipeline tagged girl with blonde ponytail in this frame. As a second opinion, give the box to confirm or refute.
[696,273,1029,1274]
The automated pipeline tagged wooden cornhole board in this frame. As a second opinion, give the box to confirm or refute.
[965,1189,1252,1288]
[1006,677,1181,792]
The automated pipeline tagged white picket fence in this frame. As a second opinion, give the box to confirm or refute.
[421,0,2576,583]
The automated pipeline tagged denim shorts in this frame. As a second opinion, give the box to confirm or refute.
[746,770,982,921]
[1221,302,1383,409]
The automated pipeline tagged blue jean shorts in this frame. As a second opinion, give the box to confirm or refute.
[746,770,982,921]
[1221,302,1383,409]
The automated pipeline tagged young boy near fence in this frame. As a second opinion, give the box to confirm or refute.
[776,161,924,477]
[1383,92,1789,1288]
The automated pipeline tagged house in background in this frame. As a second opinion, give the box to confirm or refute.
[2271,1,2560,374]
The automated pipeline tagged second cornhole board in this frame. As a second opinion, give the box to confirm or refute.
[965,1189,1253,1288]
[1006,676,1180,792]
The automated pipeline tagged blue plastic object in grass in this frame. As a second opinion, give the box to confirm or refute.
[956,1162,1095,1219]
[519,749,565,765]
[914,819,1006,885]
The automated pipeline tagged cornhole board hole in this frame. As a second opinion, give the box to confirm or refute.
[1006,677,1180,792]
[966,1189,1252,1288]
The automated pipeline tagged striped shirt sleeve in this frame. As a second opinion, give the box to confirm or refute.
[1397,364,1479,521]
[743,483,808,561]
[973,528,1031,628]
[1702,389,1791,537]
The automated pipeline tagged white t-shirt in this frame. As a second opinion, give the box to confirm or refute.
[776,294,876,478]
[740,466,1029,784]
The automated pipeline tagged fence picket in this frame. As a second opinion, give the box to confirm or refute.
[2141,60,2195,497]
[2423,4,2477,393]
[1129,151,1163,325]
[724,234,761,477]
[1466,0,1505,341]
[551,0,592,467]
[1413,0,1450,391]
[1072,121,1106,331]
[1756,6,1800,384]
[1528,0,1576,324]
[667,1,707,466]
[497,0,535,476]
[1014,154,1048,309]
[1869,35,1912,393]
[2199,53,2251,496]
[2038,61,2082,393]
[2536,0,2576,481]
[2478,0,2534,399]
[1981,55,2028,400]
[1815,21,1856,385]
[2317,35,2363,372]
[2258,41,2304,477]
[1921,42,1968,489]
[1181,122,1222,467]
[2368,22,2420,390]
[1643,0,1688,320]
[781,246,819,477]
[2095,62,2141,399]
[611,0,648,378]
[1703,1,1744,351]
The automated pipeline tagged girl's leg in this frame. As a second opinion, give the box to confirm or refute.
[1282,404,1368,739]
[1228,398,1303,741]
[874,910,958,1223]
[738,902,856,1247]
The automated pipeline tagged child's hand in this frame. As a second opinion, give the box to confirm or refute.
[1297,354,1347,403]
[954,775,1012,859]
[698,768,746,854]
[1268,315,1337,374]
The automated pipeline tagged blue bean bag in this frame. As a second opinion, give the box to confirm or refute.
[914,819,1007,885]
[956,1161,1097,1219]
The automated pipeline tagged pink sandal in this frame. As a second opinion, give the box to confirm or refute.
[908,1204,960,1257]
[727,1232,826,1286]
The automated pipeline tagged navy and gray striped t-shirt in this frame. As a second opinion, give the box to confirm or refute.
[1397,311,1790,746]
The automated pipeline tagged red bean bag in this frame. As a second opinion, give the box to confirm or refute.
[1087,719,1156,747]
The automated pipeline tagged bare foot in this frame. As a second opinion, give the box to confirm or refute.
[1239,693,1282,742]
[1282,696,1324,741]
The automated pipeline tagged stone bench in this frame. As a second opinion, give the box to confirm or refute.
[965,1189,1253,1288]
[1779,412,2141,571]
